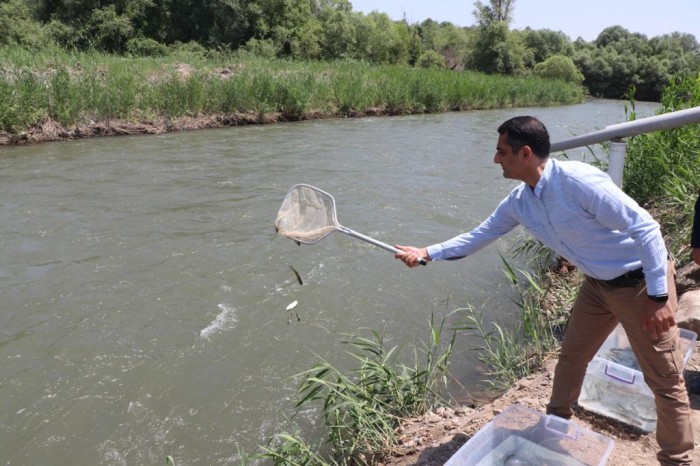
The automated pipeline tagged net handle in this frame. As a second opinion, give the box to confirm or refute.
[340,225,427,266]
[278,184,426,266]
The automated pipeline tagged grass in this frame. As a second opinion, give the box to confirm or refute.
[455,254,568,391]
[249,313,456,465]
[0,45,585,134]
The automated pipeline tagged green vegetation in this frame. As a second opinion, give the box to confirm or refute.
[623,75,700,258]
[250,314,455,465]
[0,46,584,135]
[1,0,698,108]
[456,255,572,391]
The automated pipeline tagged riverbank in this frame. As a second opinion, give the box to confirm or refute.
[0,48,585,145]
[383,351,700,466]
[0,106,442,145]
[0,112,296,145]
[382,263,700,466]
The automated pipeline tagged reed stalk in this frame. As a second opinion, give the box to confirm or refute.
[0,46,585,134]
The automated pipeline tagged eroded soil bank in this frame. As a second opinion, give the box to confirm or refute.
[383,352,700,466]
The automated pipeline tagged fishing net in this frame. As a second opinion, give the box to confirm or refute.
[275,184,426,265]
[275,184,339,244]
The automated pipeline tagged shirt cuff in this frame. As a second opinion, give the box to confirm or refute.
[645,273,667,296]
[426,244,444,261]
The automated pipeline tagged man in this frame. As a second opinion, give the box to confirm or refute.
[693,192,700,265]
[395,116,694,465]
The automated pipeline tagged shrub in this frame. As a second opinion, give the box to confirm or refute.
[242,38,279,58]
[126,37,169,57]
[533,54,584,84]
[416,50,446,69]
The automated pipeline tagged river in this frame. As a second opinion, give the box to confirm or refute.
[0,99,659,464]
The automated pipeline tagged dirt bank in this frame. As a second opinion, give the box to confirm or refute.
[0,109,392,146]
[382,349,700,466]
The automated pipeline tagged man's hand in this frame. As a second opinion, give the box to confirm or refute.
[643,299,676,339]
[395,245,430,268]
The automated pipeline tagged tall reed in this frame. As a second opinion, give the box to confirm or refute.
[253,313,456,465]
[0,46,585,134]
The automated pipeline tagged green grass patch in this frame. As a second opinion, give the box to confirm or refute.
[0,45,585,133]
[250,313,456,465]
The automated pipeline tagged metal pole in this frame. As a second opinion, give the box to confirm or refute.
[550,106,700,153]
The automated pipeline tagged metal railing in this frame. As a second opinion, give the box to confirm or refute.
[549,106,700,187]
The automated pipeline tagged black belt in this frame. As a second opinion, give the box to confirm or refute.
[600,267,645,288]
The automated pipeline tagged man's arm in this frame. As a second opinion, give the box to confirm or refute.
[394,195,520,268]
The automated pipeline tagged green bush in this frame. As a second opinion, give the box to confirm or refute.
[0,0,54,48]
[242,38,279,59]
[416,50,446,69]
[126,37,169,57]
[169,41,209,59]
[533,54,584,84]
[256,314,455,465]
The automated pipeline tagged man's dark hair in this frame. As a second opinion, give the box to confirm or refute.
[497,116,550,158]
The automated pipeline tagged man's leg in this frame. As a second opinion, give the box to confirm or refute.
[547,276,618,418]
[614,264,693,466]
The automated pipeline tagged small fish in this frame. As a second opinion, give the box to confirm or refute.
[286,300,298,311]
[289,265,303,285]
[503,457,530,466]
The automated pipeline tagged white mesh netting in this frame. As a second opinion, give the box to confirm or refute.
[275,184,339,244]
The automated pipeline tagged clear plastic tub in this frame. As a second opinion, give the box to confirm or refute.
[578,325,697,432]
[445,404,614,466]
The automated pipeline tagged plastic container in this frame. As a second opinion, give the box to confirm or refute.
[578,324,697,432]
[444,404,614,466]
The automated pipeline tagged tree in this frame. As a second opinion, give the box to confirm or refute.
[521,28,574,65]
[471,21,526,74]
[574,25,700,101]
[473,0,515,27]
[431,22,473,69]
[89,5,135,52]
[317,0,357,59]
[353,12,410,64]
[470,0,524,74]
[416,49,446,69]
[0,0,54,47]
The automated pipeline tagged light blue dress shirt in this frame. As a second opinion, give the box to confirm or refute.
[426,158,668,295]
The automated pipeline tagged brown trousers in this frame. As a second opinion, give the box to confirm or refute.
[547,263,694,466]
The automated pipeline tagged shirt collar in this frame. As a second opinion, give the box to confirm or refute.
[532,158,553,198]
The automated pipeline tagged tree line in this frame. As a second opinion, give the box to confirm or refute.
[1,0,699,101]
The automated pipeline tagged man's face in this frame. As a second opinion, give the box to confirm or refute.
[494,133,526,181]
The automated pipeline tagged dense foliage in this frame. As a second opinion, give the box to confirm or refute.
[623,75,700,259]
[0,48,584,135]
[1,0,698,101]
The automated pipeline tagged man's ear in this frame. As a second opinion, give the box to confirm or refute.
[521,145,533,160]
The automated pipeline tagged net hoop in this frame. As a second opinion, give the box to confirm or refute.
[274,184,341,244]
